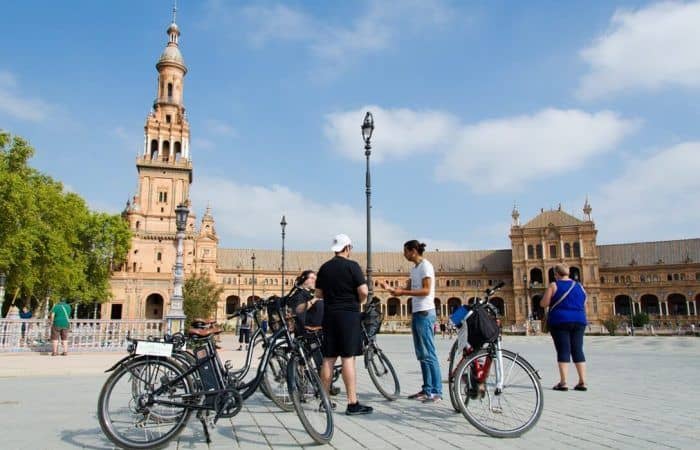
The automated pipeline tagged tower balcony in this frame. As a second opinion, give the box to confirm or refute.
[136,155,192,170]
[153,96,184,109]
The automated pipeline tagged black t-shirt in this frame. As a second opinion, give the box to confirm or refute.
[316,256,367,313]
[290,288,324,328]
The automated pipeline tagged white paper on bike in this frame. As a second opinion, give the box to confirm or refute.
[135,341,173,357]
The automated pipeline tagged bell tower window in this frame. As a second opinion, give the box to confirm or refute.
[158,191,168,203]
[162,141,170,162]
[166,115,171,123]
[150,140,158,160]
[167,83,173,99]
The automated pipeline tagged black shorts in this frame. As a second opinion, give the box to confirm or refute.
[322,310,362,358]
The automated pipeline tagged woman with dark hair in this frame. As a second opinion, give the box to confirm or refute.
[289,270,324,331]
[382,240,442,403]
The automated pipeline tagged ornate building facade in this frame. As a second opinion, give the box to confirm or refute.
[107,17,700,327]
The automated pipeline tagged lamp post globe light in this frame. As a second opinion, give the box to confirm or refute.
[251,252,256,305]
[280,215,287,297]
[166,202,189,333]
[362,111,375,300]
[523,273,531,336]
[0,271,6,318]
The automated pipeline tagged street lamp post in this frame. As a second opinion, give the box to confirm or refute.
[523,273,531,336]
[251,253,256,305]
[43,288,52,320]
[362,111,375,300]
[280,216,287,297]
[165,203,189,334]
[0,271,6,318]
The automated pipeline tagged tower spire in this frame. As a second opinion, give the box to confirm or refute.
[172,0,177,23]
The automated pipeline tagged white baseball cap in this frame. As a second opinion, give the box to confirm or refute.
[331,234,352,252]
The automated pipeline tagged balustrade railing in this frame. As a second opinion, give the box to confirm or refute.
[0,319,165,352]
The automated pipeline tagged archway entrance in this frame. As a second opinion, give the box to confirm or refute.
[225,295,240,315]
[447,297,461,314]
[667,293,687,315]
[491,297,505,316]
[614,295,633,316]
[387,298,400,317]
[145,294,164,319]
[434,298,441,316]
[640,294,659,315]
[531,295,544,320]
[530,268,543,286]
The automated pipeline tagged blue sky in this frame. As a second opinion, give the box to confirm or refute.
[1,0,699,252]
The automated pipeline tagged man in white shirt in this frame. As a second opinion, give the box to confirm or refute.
[382,240,442,402]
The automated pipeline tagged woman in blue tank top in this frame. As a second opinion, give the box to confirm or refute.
[540,263,588,392]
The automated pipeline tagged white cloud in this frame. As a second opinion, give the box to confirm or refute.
[192,137,215,151]
[592,141,700,243]
[325,106,639,192]
[191,175,463,251]
[210,1,454,76]
[324,105,458,162]
[0,70,52,121]
[577,1,700,99]
[436,109,639,192]
[204,119,237,137]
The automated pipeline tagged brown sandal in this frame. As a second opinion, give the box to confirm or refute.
[574,383,587,391]
[552,382,568,391]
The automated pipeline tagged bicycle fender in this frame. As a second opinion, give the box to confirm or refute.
[104,354,170,372]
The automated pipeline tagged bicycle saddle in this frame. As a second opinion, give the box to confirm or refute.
[191,318,217,329]
[187,326,222,337]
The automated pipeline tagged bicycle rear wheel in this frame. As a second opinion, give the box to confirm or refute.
[365,346,400,400]
[452,349,543,438]
[261,349,294,411]
[447,340,461,412]
[98,357,193,449]
[287,354,334,444]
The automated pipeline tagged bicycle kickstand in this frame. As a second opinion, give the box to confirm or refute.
[197,411,212,444]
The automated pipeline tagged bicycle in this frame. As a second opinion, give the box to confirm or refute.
[97,295,334,448]
[310,298,400,400]
[447,281,544,438]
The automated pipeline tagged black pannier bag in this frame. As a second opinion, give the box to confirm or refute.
[361,305,383,338]
[451,304,499,350]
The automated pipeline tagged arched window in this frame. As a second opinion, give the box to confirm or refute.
[447,297,461,314]
[156,252,162,261]
[564,243,571,258]
[640,294,659,315]
[548,268,555,284]
[570,266,582,282]
[549,244,557,259]
[536,244,543,259]
[529,268,544,286]
[600,276,605,284]
[135,220,140,230]
[225,295,240,315]
[150,139,158,160]
[387,298,400,316]
[167,83,173,98]
[527,245,534,259]
[573,242,581,257]
[490,297,505,316]
[614,295,633,316]
[162,140,170,162]
[174,141,182,161]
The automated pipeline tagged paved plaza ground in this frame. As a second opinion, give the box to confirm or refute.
[1,334,698,449]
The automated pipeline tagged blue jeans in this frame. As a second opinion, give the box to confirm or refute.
[411,309,442,396]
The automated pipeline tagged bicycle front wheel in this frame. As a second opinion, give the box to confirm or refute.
[365,346,400,400]
[261,349,294,411]
[287,354,334,444]
[452,349,542,438]
[98,357,193,449]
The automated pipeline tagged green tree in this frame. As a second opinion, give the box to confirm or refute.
[0,131,131,316]
[632,312,650,328]
[183,273,223,328]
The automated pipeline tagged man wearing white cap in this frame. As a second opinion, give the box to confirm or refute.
[315,234,373,415]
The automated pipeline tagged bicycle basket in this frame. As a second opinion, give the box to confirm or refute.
[266,296,285,333]
[361,306,383,338]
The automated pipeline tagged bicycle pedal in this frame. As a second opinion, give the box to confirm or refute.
[224,360,232,370]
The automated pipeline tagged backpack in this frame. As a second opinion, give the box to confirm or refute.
[451,304,499,351]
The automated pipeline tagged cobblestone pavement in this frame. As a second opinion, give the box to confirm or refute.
[1,334,698,449]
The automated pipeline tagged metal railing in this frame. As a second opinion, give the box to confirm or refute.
[0,319,165,353]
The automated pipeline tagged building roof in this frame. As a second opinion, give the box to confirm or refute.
[216,248,513,274]
[522,209,584,229]
[598,238,700,268]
